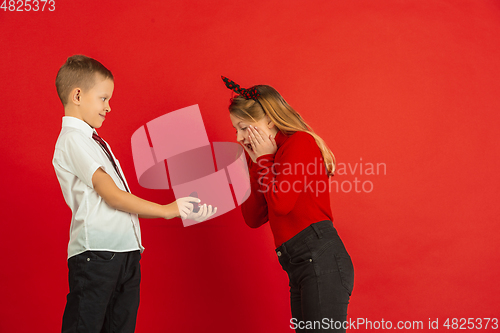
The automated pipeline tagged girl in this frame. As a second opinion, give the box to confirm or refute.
[223,77,354,333]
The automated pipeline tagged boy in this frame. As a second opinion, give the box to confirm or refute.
[53,55,216,333]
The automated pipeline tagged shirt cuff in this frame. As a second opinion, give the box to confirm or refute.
[255,153,275,165]
[248,154,274,189]
[250,154,274,175]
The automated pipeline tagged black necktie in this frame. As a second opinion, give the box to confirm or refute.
[92,132,130,193]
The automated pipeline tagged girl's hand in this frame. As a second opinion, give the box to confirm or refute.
[243,125,278,163]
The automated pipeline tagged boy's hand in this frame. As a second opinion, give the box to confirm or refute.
[174,196,201,219]
[186,203,217,222]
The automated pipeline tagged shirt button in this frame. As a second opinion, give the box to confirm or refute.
[87,258,90,261]
[277,251,282,257]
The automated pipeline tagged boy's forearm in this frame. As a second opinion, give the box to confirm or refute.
[111,191,179,219]
[92,168,179,219]
[138,213,164,219]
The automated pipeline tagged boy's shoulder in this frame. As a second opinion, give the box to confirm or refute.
[53,121,102,187]
[55,126,89,150]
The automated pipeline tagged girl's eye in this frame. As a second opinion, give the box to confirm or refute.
[235,127,247,134]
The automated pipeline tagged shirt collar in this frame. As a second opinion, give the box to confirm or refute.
[62,116,95,138]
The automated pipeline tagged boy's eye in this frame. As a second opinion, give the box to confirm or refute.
[101,97,106,101]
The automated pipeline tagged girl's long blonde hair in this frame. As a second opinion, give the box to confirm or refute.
[229,85,336,176]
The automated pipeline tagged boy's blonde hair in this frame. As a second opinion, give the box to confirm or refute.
[229,85,336,176]
[55,55,113,106]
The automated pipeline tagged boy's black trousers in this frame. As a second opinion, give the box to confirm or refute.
[62,250,141,333]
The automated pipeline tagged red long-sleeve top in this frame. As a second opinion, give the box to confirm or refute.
[241,130,333,248]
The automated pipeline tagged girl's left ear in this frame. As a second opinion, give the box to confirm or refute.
[265,115,275,128]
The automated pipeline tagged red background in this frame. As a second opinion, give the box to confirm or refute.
[1,1,499,332]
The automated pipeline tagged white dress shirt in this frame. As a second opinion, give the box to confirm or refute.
[53,116,144,259]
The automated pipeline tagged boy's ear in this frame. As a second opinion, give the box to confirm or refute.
[70,88,82,105]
